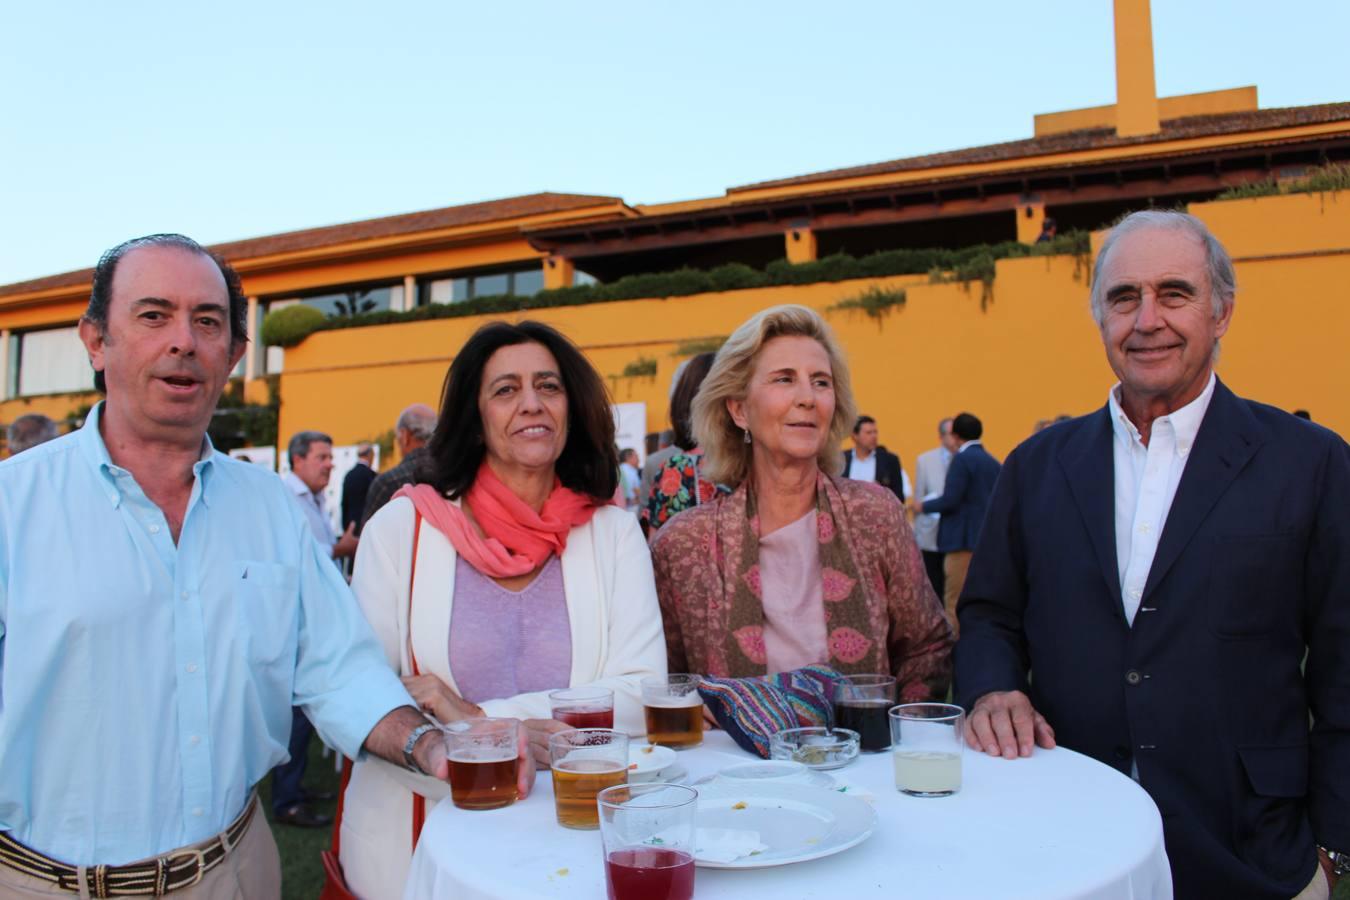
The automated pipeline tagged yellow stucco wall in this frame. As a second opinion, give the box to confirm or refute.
[275,190,1350,474]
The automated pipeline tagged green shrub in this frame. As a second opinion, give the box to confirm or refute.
[261,304,326,347]
[264,232,1092,346]
[1216,163,1350,201]
[671,336,727,357]
[828,286,907,319]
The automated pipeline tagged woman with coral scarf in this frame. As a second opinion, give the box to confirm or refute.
[651,305,952,693]
[339,321,667,900]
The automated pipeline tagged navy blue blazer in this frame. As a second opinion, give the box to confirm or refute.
[841,447,904,502]
[954,380,1350,899]
[921,442,1001,553]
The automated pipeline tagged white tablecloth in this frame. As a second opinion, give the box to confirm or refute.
[404,731,1172,900]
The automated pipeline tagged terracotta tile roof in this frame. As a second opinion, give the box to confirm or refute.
[0,192,622,299]
[730,103,1350,193]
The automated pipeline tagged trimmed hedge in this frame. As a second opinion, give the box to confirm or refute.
[260,232,1090,347]
[1215,163,1350,201]
[260,304,326,348]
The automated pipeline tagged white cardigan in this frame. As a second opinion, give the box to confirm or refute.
[339,496,667,900]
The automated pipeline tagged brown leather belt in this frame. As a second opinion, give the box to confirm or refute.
[0,798,256,897]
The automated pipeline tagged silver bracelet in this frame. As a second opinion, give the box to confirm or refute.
[403,722,438,775]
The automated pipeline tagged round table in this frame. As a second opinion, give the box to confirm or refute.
[403,731,1172,900]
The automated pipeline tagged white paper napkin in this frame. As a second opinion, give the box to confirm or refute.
[694,827,769,864]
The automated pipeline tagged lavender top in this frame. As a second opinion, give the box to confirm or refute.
[448,554,573,704]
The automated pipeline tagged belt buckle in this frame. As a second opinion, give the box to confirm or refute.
[164,847,208,890]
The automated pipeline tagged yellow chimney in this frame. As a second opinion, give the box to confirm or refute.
[1114,0,1160,137]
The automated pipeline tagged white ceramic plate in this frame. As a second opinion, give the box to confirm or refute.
[692,782,877,869]
[692,759,836,790]
[627,744,679,781]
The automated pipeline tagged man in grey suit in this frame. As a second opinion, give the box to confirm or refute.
[912,417,955,598]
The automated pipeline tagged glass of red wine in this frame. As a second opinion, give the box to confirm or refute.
[597,783,698,900]
[550,686,615,730]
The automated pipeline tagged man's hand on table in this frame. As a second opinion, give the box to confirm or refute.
[968,690,1056,759]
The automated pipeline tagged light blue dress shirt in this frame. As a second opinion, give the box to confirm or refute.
[0,404,413,865]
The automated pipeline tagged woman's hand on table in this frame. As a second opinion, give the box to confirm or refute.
[524,718,574,769]
[402,674,483,723]
[967,690,1056,759]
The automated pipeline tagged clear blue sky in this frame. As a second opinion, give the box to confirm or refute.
[3,0,1347,285]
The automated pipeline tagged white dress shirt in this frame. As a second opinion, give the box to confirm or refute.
[849,451,877,483]
[1109,373,1216,625]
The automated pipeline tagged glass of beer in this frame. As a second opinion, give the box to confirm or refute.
[549,686,615,730]
[832,674,896,752]
[598,783,697,900]
[641,674,704,749]
[444,718,520,811]
[889,702,965,797]
[549,728,629,830]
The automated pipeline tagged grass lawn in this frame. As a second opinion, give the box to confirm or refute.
[261,740,1350,899]
[260,739,342,900]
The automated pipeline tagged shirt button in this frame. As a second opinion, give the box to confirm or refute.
[186,664,198,674]
[1125,670,1143,686]
[149,524,161,535]
[192,807,204,817]
[1130,589,1141,601]
[189,735,201,746]
[181,591,190,600]
[1138,524,1151,535]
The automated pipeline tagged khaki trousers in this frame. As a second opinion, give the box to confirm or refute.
[942,550,972,638]
[0,800,281,900]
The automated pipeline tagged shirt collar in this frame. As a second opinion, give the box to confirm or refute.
[1108,371,1216,455]
[282,470,321,503]
[77,401,218,507]
[957,439,982,453]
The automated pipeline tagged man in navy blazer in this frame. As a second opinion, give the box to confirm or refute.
[955,211,1349,899]
[915,412,1001,635]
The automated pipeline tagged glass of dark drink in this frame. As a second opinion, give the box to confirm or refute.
[549,728,629,830]
[598,783,697,900]
[641,675,704,749]
[443,718,520,811]
[549,686,615,730]
[832,674,896,753]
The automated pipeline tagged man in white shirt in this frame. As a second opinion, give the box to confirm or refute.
[954,210,1350,899]
[275,429,359,826]
[841,415,905,502]
[912,417,955,597]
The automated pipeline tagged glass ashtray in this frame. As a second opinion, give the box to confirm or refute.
[768,727,861,770]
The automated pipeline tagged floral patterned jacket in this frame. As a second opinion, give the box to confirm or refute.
[650,475,953,702]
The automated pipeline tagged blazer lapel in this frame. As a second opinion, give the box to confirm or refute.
[1142,380,1264,601]
[560,518,602,687]
[1058,406,1123,615]
[410,505,458,687]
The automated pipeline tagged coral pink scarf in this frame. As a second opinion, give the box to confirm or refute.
[394,462,600,578]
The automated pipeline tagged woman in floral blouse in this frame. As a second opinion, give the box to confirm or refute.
[643,352,726,533]
[650,305,952,700]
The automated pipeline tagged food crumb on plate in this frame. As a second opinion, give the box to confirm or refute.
[555,868,569,877]
[731,801,747,810]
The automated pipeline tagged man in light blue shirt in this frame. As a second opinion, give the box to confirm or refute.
[0,235,457,895]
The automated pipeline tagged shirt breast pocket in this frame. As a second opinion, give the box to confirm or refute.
[1206,534,1302,638]
[234,560,300,666]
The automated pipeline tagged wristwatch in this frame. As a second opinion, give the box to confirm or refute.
[403,722,438,775]
[1320,846,1350,878]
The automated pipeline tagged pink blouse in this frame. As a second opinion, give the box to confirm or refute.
[758,511,829,675]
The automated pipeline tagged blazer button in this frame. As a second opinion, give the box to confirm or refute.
[1125,670,1142,686]
[1113,746,1131,761]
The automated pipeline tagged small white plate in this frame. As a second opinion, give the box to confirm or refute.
[693,759,836,790]
[692,782,877,869]
[627,744,679,782]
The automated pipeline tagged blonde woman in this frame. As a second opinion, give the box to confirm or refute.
[651,305,952,697]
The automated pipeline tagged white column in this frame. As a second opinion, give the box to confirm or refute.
[402,275,416,311]
[0,329,10,400]
[244,297,259,381]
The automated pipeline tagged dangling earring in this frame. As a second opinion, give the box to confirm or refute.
[743,429,752,445]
